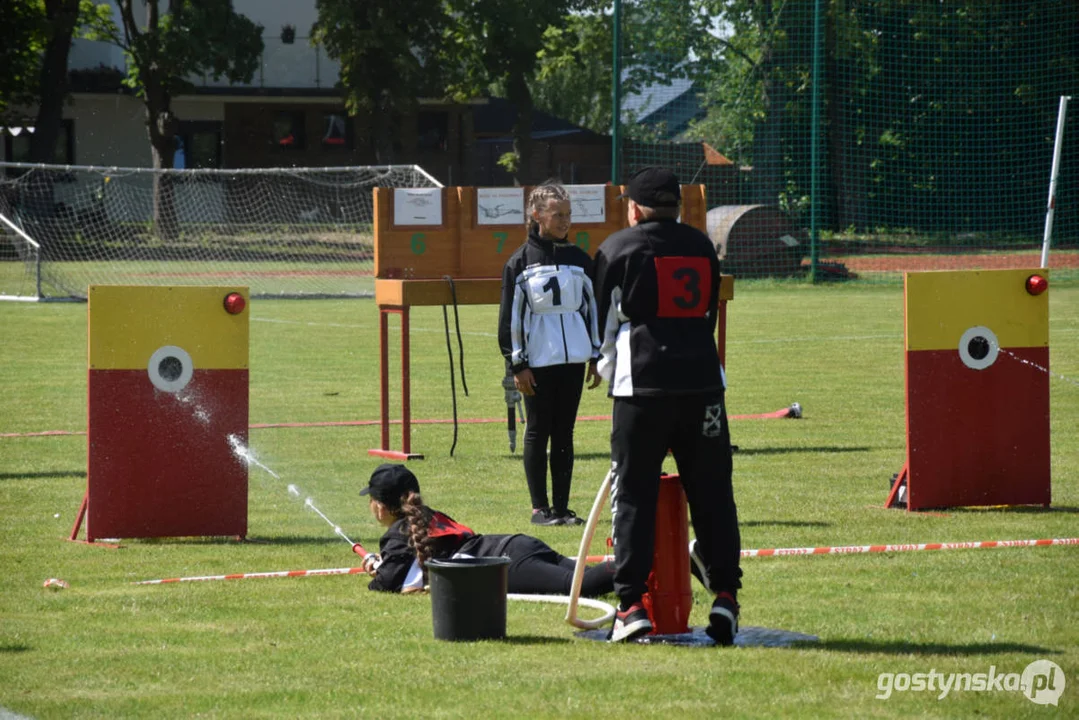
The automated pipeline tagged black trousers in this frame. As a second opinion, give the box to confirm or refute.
[522,363,585,512]
[503,535,614,597]
[609,393,742,606]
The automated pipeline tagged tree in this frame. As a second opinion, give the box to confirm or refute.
[1,2,117,159]
[688,0,1079,235]
[311,0,451,164]
[31,1,113,164]
[101,1,262,235]
[442,0,599,185]
[0,0,46,125]
[530,2,725,162]
[530,13,613,136]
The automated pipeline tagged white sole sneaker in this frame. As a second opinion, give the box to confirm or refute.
[609,608,653,643]
[688,538,709,590]
[706,603,738,646]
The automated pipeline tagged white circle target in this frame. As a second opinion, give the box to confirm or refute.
[147,345,194,393]
[958,326,999,371]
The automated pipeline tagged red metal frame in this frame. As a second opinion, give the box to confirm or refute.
[368,297,731,461]
[717,301,728,367]
[67,493,120,548]
[884,463,908,509]
[368,305,424,460]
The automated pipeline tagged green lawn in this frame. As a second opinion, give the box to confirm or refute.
[0,259,376,300]
[1,282,1077,718]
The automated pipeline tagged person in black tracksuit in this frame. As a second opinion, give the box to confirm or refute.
[359,464,614,596]
[592,167,742,645]
[498,182,602,527]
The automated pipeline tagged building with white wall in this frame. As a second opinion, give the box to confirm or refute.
[2,0,474,185]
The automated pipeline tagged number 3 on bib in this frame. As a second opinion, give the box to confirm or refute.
[654,256,712,318]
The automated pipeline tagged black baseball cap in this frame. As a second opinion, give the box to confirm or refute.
[618,166,682,208]
[360,464,421,505]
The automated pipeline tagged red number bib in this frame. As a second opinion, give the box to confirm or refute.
[654,256,711,317]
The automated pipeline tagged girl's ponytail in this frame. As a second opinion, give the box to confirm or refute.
[401,491,433,570]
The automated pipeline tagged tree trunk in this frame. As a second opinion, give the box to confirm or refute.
[507,72,534,186]
[24,0,80,222]
[824,0,869,232]
[30,0,79,164]
[372,89,395,164]
[121,0,177,239]
[146,92,179,240]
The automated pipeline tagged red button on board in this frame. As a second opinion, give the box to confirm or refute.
[1025,274,1048,296]
[224,292,246,314]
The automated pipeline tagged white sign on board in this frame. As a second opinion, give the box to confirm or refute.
[567,185,606,223]
[394,188,443,226]
[477,188,525,226]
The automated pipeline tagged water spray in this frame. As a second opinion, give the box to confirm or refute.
[289,484,372,562]
[303,496,355,547]
[297,492,379,569]
[230,435,375,565]
[228,434,281,480]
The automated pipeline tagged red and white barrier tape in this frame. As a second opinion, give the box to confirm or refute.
[740,537,1079,557]
[135,567,367,585]
[132,537,1078,586]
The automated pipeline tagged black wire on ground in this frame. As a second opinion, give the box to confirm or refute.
[441,276,469,457]
[442,304,458,456]
[445,276,468,396]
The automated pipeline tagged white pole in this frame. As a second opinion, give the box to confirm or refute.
[565,470,613,629]
[0,211,43,301]
[1041,96,1071,268]
[0,212,41,250]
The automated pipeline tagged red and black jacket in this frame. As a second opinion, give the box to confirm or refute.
[367,506,518,593]
[593,217,725,397]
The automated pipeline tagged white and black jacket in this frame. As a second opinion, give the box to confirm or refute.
[498,229,601,373]
[593,217,726,397]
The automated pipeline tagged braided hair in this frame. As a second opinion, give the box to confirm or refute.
[526,181,571,234]
[399,491,435,570]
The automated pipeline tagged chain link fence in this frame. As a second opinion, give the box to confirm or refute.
[613,0,1078,283]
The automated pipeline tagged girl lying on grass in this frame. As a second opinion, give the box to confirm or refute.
[360,463,614,597]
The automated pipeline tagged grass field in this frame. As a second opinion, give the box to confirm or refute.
[3,249,1077,301]
[1,280,1077,718]
[0,259,378,300]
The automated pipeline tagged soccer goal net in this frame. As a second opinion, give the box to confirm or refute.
[0,163,442,300]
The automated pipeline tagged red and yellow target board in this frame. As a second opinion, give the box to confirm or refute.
[897,269,1050,510]
[82,286,250,540]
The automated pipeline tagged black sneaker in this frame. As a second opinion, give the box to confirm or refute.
[553,508,585,526]
[706,592,739,646]
[530,508,563,526]
[608,602,652,643]
[688,538,709,590]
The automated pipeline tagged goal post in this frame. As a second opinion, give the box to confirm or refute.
[0,162,442,301]
[0,211,43,301]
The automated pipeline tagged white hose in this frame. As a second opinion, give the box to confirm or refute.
[564,469,614,629]
[508,593,615,628]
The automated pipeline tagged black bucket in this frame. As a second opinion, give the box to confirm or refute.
[427,556,511,641]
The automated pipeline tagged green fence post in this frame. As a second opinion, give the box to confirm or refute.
[611,0,622,184]
[809,0,823,283]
